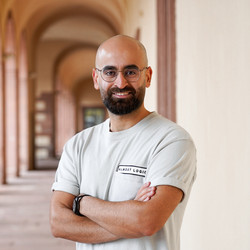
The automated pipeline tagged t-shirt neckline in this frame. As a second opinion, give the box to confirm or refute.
[104,112,157,140]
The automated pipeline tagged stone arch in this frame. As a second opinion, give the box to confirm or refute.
[31,8,122,168]
[53,44,98,156]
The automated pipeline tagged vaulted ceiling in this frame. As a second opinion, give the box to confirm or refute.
[1,0,127,93]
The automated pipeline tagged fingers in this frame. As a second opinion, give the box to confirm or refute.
[135,182,150,200]
[134,182,157,202]
[141,186,156,202]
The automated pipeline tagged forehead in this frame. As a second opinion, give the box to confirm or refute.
[96,39,146,68]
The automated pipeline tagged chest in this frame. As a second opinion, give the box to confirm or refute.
[78,136,154,201]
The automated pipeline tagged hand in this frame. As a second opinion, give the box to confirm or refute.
[134,182,156,202]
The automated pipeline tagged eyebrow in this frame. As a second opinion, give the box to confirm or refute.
[102,66,117,71]
[124,64,139,70]
[102,64,139,70]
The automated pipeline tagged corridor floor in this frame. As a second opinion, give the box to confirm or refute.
[0,170,75,250]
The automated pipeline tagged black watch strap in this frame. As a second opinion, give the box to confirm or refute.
[73,194,90,216]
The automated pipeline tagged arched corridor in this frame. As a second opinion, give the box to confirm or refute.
[0,0,174,184]
[0,1,173,248]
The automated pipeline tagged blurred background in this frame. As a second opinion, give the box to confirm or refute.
[0,0,249,250]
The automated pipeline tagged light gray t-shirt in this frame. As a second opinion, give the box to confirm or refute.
[52,112,196,250]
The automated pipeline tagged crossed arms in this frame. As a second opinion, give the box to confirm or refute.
[50,182,183,244]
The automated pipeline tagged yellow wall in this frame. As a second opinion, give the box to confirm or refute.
[176,1,250,249]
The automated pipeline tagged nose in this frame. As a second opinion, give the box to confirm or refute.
[114,71,128,89]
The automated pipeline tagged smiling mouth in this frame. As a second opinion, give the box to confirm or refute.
[113,91,130,96]
[111,91,133,98]
[109,87,135,99]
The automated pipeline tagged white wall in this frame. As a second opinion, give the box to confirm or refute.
[176,1,250,250]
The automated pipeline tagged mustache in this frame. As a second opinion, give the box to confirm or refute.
[109,86,136,94]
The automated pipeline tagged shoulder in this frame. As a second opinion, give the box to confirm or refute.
[147,112,194,142]
[64,119,108,150]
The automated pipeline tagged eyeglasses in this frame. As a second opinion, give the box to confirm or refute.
[95,65,148,82]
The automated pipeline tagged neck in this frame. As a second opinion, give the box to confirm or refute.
[108,105,151,132]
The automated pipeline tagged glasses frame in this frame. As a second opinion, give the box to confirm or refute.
[95,66,149,83]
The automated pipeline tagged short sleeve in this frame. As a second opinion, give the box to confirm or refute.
[51,138,80,196]
[146,138,196,202]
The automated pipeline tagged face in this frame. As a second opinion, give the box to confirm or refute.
[93,36,152,115]
[99,75,146,115]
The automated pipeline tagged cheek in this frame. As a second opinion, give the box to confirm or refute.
[96,79,110,91]
[99,84,111,98]
[134,80,146,91]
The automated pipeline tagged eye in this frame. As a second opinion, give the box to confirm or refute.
[103,69,117,77]
[124,69,138,77]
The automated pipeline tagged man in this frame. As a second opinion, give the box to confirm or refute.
[50,35,196,250]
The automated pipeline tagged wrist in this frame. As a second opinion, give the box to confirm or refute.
[79,195,91,216]
[73,194,90,216]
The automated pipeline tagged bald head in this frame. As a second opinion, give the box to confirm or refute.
[95,35,148,69]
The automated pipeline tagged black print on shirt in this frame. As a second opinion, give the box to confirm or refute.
[116,165,147,177]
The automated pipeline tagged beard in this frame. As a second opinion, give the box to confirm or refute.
[100,85,145,115]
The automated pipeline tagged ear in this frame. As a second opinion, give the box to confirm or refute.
[145,66,153,88]
[92,68,100,90]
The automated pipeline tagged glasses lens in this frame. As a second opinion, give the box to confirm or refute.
[123,68,140,81]
[102,69,117,82]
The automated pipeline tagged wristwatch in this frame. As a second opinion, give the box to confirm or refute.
[73,194,90,216]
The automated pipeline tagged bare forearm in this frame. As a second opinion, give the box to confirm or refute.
[51,207,120,243]
[50,183,156,242]
[80,197,152,238]
[50,193,120,243]
[79,186,183,238]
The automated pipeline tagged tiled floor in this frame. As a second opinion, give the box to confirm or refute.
[0,170,75,250]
